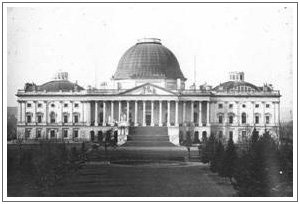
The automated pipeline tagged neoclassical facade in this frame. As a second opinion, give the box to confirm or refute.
[16,38,281,145]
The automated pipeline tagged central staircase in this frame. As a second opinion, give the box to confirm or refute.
[122,126,175,147]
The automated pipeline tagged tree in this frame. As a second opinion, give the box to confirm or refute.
[200,135,209,163]
[214,141,225,174]
[222,135,237,181]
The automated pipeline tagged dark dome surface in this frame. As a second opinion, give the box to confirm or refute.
[114,39,185,80]
[38,80,84,92]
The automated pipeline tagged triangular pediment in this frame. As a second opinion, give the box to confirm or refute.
[119,83,176,96]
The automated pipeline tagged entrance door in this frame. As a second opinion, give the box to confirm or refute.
[90,131,95,142]
[146,114,151,126]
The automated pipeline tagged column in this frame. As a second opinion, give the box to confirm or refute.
[103,101,106,126]
[198,101,202,126]
[134,101,138,126]
[236,101,240,125]
[151,101,154,126]
[175,101,179,126]
[167,100,170,126]
[183,101,186,123]
[207,101,210,125]
[262,102,265,125]
[87,101,91,126]
[17,101,22,123]
[32,101,36,123]
[159,101,162,126]
[252,101,255,125]
[126,101,130,123]
[44,101,47,124]
[60,101,63,124]
[142,101,146,126]
[191,101,194,123]
[71,101,74,124]
[95,101,98,126]
[81,101,84,123]
[111,101,114,123]
[118,101,122,122]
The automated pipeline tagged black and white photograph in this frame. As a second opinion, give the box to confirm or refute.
[3,1,297,201]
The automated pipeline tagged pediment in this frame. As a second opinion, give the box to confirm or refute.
[119,83,176,96]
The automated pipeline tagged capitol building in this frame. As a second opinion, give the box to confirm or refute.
[16,38,281,146]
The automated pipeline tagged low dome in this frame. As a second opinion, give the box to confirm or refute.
[113,38,185,80]
[213,81,260,92]
[38,80,84,92]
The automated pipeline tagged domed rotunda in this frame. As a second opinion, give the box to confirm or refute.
[113,38,186,90]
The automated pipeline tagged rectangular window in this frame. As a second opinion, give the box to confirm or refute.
[255,104,259,108]
[229,131,233,139]
[242,104,246,108]
[242,131,247,139]
[266,104,270,108]
[27,103,31,108]
[27,115,31,123]
[38,103,42,108]
[266,116,270,124]
[36,129,41,138]
[255,116,259,124]
[218,104,223,109]
[64,104,68,108]
[229,104,233,108]
[64,115,68,123]
[73,130,78,138]
[218,115,223,124]
[37,115,42,123]
[50,130,55,138]
[74,115,79,123]
[25,129,31,139]
[229,116,233,124]
[63,129,68,138]
[74,103,79,108]
[219,131,223,138]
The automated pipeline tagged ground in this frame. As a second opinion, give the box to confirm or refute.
[7,144,236,197]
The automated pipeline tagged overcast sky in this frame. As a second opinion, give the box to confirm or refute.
[6,3,296,121]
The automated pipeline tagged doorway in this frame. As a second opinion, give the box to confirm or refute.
[146,114,151,126]
[90,131,95,142]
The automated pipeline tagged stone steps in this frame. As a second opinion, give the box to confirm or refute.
[122,141,175,147]
[127,135,169,141]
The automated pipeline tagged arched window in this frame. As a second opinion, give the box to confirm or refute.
[50,112,56,123]
[241,113,247,124]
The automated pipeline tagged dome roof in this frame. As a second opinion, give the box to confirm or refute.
[213,81,260,92]
[38,80,84,92]
[113,38,185,80]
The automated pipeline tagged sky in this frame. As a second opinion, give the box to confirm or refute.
[6,3,296,121]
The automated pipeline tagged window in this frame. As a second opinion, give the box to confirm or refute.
[51,104,55,108]
[229,131,233,139]
[241,113,247,124]
[64,115,68,123]
[27,103,31,108]
[36,129,41,138]
[74,103,79,108]
[266,104,270,108]
[64,104,68,108]
[26,115,31,123]
[50,130,55,138]
[63,129,68,138]
[229,115,233,124]
[38,103,42,108]
[218,104,223,109]
[255,116,259,124]
[73,130,79,138]
[229,104,233,108]
[219,131,223,138]
[50,112,56,123]
[37,115,42,123]
[74,115,79,123]
[266,116,270,124]
[218,115,223,124]
[255,104,259,108]
[242,104,246,108]
[25,129,31,139]
[242,131,247,139]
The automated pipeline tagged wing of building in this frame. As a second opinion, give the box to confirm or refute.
[16,38,281,145]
